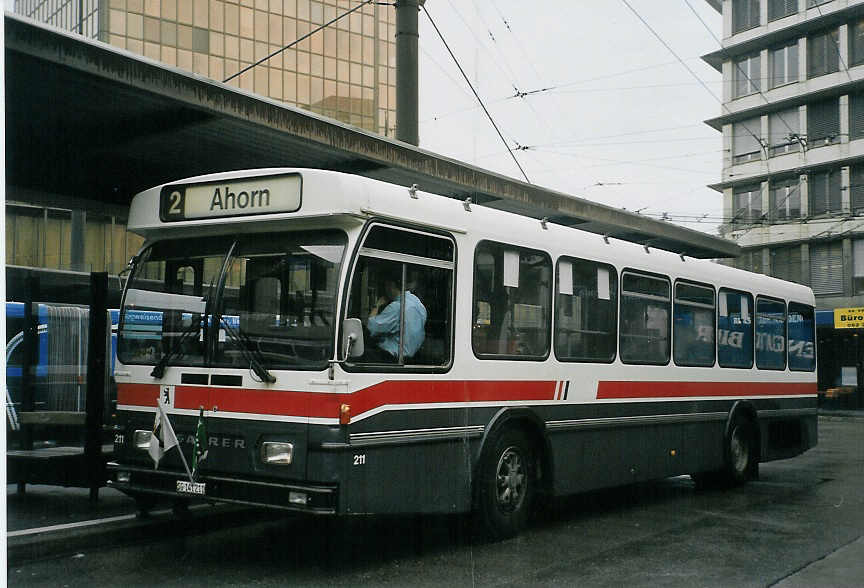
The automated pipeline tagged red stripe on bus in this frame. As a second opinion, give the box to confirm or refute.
[117,383,161,406]
[596,381,817,399]
[118,380,558,419]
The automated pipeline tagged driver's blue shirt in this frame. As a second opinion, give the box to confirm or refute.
[367,291,427,358]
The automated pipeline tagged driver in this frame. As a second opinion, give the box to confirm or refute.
[366,271,427,362]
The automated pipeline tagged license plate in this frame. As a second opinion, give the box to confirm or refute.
[176,480,206,495]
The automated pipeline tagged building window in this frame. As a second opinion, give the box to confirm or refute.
[733,184,763,224]
[770,41,799,88]
[769,0,798,21]
[850,165,864,214]
[854,240,864,294]
[734,249,765,274]
[807,29,840,78]
[808,169,842,216]
[734,53,761,97]
[619,271,671,365]
[807,0,831,7]
[718,289,754,369]
[850,19,864,66]
[809,240,845,295]
[806,98,840,147]
[673,282,715,367]
[850,92,864,140]
[770,177,801,221]
[554,257,617,363]
[472,241,552,359]
[733,118,763,162]
[769,108,800,155]
[771,245,803,284]
[733,0,761,34]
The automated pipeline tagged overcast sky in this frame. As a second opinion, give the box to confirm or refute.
[416,0,724,235]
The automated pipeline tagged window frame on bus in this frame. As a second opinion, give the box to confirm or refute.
[471,240,553,361]
[553,256,618,364]
[672,279,716,368]
[619,269,672,366]
[755,295,788,371]
[341,220,457,374]
[788,301,816,372]
[717,287,755,369]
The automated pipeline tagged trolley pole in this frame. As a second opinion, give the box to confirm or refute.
[395,0,422,146]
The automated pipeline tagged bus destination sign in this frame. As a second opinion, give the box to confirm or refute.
[160,174,302,221]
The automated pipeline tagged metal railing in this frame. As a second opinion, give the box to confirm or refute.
[14,0,100,39]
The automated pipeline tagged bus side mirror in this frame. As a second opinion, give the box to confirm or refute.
[342,318,364,359]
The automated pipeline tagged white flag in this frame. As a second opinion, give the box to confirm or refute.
[148,399,179,469]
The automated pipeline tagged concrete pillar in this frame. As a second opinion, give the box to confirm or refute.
[70,209,86,272]
[839,24,850,72]
[842,166,852,212]
[843,238,854,297]
[799,36,809,81]
[802,242,811,286]
[395,0,420,146]
[800,173,810,218]
[840,94,850,144]
[761,179,771,222]
[722,61,733,104]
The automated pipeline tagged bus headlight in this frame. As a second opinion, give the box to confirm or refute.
[261,442,294,465]
[133,430,152,450]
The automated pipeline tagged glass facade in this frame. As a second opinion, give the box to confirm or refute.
[98,0,397,136]
[10,0,399,273]
[5,203,144,274]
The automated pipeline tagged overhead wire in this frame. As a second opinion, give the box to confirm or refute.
[421,3,531,183]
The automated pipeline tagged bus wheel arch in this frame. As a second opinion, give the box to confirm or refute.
[473,409,551,540]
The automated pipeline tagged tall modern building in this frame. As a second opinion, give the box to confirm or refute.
[6,0,398,276]
[704,0,864,403]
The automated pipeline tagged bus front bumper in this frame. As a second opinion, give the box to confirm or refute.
[106,462,337,514]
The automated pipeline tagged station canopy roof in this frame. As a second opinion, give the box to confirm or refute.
[4,13,739,259]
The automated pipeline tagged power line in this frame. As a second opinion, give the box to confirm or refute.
[620,0,766,157]
[422,3,531,183]
[223,0,378,84]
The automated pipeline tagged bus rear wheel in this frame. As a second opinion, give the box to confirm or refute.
[475,428,535,541]
[724,416,758,485]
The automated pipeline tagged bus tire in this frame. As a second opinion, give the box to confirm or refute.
[723,415,758,486]
[475,427,535,541]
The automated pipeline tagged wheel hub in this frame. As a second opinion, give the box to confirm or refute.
[496,446,526,512]
[730,427,749,474]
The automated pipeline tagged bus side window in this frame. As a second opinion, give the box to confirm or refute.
[673,281,716,367]
[472,241,552,359]
[718,288,754,368]
[788,302,815,371]
[554,257,617,363]
[620,271,671,365]
[346,225,455,368]
[756,297,787,370]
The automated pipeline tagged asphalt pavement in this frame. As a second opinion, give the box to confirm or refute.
[5,411,864,586]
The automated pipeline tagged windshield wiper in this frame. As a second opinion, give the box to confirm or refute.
[150,314,204,379]
[216,315,276,383]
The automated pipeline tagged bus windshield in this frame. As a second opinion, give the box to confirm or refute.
[118,230,346,372]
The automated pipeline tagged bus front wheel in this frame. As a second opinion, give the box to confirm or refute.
[475,427,535,541]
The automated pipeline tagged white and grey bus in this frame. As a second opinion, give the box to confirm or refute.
[108,168,817,539]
